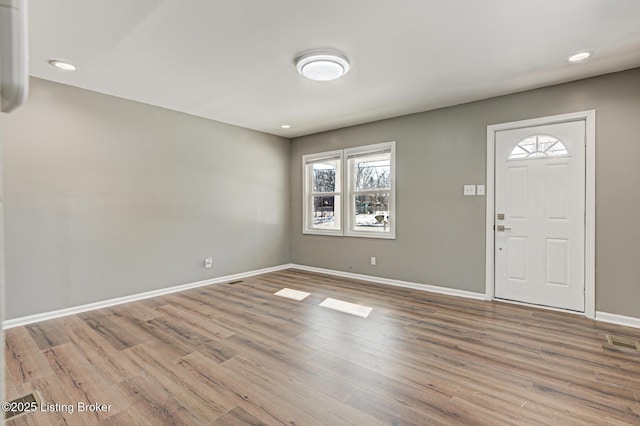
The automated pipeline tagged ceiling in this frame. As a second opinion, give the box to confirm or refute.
[28,0,640,138]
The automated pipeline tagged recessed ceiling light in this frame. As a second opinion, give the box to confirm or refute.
[48,59,77,71]
[296,50,350,82]
[280,124,291,129]
[568,51,593,63]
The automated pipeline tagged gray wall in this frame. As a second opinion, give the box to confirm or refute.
[291,67,640,318]
[3,69,639,320]
[1,78,291,319]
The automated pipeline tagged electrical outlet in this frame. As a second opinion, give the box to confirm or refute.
[476,185,485,196]
[371,256,376,266]
[204,257,212,269]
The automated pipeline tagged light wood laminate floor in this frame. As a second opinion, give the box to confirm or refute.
[4,269,640,425]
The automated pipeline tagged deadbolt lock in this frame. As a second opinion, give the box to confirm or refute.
[497,213,505,220]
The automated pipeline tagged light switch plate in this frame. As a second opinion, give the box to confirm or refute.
[464,185,476,196]
[476,185,485,196]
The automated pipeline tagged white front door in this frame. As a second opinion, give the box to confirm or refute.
[495,121,586,311]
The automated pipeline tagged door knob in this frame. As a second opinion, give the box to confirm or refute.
[496,225,512,232]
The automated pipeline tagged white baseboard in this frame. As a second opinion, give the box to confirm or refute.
[5,262,639,331]
[290,264,486,301]
[291,265,640,330]
[2,264,292,329]
[595,311,640,329]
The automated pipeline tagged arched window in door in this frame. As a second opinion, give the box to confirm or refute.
[509,134,569,159]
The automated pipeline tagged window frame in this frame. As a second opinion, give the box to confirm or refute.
[302,142,396,239]
[302,150,344,236]
[344,142,396,239]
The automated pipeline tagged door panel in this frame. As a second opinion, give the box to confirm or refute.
[507,237,528,280]
[495,121,585,311]
[508,167,528,219]
[545,164,570,220]
[545,238,569,286]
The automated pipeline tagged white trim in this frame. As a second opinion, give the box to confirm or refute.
[584,111,596,319]
[2,264,292,329]
[596,312,640,329]
[485,124,496,301]
[485,110,596,318]
[291,264,485,300]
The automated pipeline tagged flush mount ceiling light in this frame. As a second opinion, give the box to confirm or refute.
[568,51,593,63]
[280,124,291,129]
[296,50,350,82]
[48,59,76,71]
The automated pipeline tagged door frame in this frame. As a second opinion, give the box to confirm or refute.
[485,110,596,318]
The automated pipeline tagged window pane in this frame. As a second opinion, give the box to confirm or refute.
[509,146,529,159]
[537,135,557,152]
[546,142,568,156]
[353,193,390,232]
[517,136,536,153]
[353,155,390,191]
[312,161,337,193]
[312,195,341,229]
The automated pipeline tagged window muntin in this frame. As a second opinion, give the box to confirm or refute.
[509,134,569,159]
[303,152,342,234]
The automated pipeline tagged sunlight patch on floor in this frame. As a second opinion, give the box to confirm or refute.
[274,288,311,301]
[319,298,372,318]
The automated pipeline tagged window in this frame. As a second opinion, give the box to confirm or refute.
[303,151,343,235]
[509,134,569,159]
[302,142,395,239]
[345,143,395,238]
